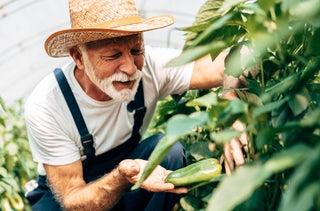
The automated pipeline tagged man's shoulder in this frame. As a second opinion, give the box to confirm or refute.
[26,61,75,107]
[144,45,182,69]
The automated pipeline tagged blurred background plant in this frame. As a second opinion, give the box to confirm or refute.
[0,97,37,211]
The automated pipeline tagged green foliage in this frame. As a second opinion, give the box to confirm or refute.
[141,0,320,210]
[0,97,37,211]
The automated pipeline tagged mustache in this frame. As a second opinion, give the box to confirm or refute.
[109,70,142,82]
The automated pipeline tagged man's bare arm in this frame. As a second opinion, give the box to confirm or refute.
[44,159,188,210]
[189,51,228,90]
[44,160,129,211]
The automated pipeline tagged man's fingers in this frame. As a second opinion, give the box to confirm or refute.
[223,142,234,175]
[119,159,140,178]
[230,138,245,166]
[232,119,249,154]
[144,181,175,191]
[220,154,224,165]
[238,132,249,152]
[231,120,245,131]
[224,161,232,176]
[141,181,188,194]
[167,187,189,194]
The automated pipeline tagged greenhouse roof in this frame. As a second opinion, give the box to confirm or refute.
[0,0,205,104]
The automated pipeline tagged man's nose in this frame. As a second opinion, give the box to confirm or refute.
[119,53,137,75]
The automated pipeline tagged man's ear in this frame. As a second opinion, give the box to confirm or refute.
[69,46,85,71]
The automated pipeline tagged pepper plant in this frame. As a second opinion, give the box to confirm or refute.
[0,97,37,211]
[135,0,320,210]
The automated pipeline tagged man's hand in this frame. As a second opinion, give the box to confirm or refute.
[220,47,254,175]
[118,159,188,194]
[220,120,248,175]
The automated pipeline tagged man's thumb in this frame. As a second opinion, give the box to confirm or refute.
[119,159,140,177]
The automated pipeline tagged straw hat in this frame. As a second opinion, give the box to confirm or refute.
[45,0,175,57]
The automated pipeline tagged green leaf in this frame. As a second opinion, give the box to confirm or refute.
[298,108,320,128]
[218,0,246,13]
[178,22,213,33]
[253,96,289,118]
[166,114,208,137]
[268,107,320,135]
[305,28,320,56]
[207,144,311,211]
[0,167,8,177]
[17,155,31,177]
[0,117,5,127]
[5,142,19,156]
[166,41,227,67]
[180,195,201,211]
[208,104,229,120]
[189,142,214,160]
[271,102,291,128]
[224,45,244,77]
[5,155,16,172]
[287,93,310,117]
[190,13,233,48]
[279,143,320,211]
[263,57,320,104]
[263,144,311,172]
[209,164,267,211]
[281,0,303,10]
[284,182,320,211]
[0,97,8,113]
[189,112,211,125]
[246,78,262,96]
[288,0,320,20]
[184,0,226,48]
[193,0,226,25]
[258,0,276,12]
[262,73,300,103]
[255,128,275,150]
[0,181,13,195]
[210,129,242,144]
[186,92,218,108]
[217,100,248,126]
[2,176,19,190]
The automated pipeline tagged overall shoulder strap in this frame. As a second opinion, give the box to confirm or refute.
[82,80,147,182]
[53,68,95,160]
[127,80,146,136]
[83,80,147,167]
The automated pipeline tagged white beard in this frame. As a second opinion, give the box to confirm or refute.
[81,49,142,102]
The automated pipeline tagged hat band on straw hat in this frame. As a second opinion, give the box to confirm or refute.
[90,16,142,28]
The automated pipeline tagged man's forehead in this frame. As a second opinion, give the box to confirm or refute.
[85,34,143,50]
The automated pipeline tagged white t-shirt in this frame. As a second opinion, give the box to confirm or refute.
[25,46,194,175]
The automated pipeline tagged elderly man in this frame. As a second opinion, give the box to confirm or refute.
[25,0,244,210]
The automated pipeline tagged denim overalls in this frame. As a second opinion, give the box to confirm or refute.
[26,68,186,211]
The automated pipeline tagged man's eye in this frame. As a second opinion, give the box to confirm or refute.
[131,49,143,55]
[101,53,121,60]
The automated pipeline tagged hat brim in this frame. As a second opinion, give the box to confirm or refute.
[45,15,174,57]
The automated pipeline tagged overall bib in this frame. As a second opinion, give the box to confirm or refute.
[26,68,186,211]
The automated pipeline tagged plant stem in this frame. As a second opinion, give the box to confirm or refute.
[268,173,280,211]
[260,59,265,89]
[270,8,277,22]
